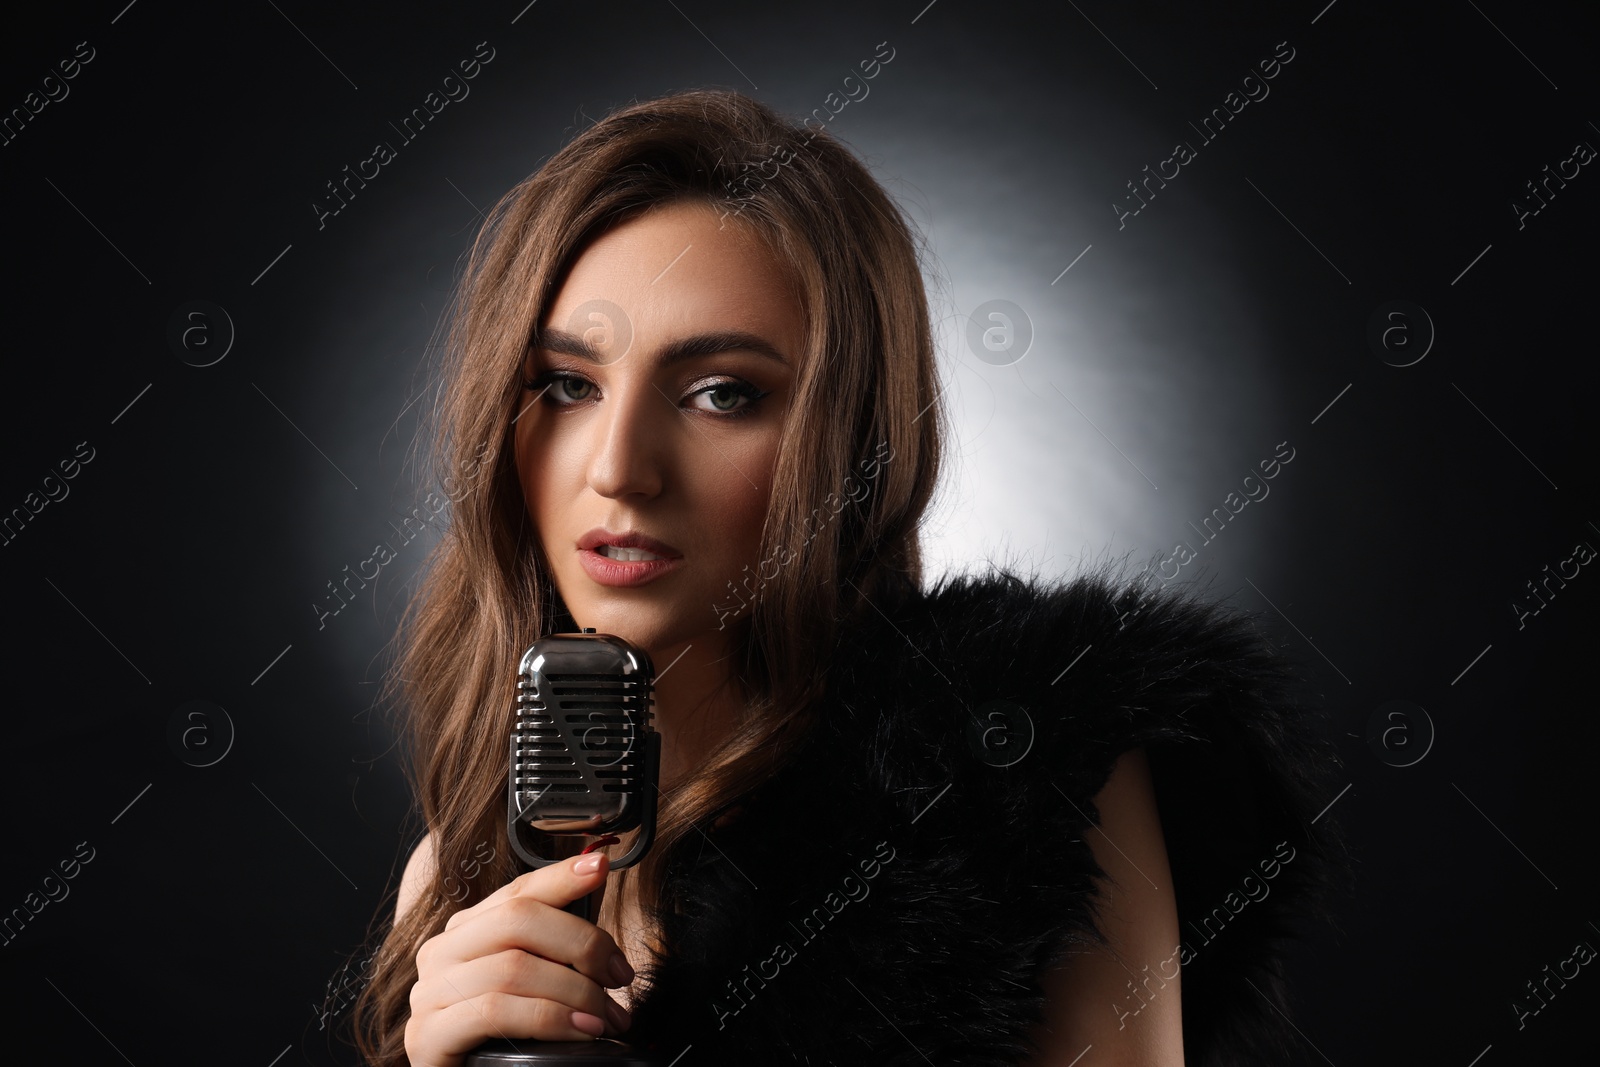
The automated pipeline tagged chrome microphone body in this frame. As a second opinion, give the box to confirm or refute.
[465,629,667,1066]
[507,629,660,911]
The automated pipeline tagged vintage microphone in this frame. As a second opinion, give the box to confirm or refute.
[464,628,668,1066]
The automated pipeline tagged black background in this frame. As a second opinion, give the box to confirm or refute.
[1,1,1595,1064]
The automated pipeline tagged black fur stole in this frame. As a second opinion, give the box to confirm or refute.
[624,564,1349,1066]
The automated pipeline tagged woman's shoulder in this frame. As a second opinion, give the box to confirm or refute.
[867,560,1351,1063]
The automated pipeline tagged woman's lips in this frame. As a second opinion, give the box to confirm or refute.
[577,528,683,557]
[577,546,682,587]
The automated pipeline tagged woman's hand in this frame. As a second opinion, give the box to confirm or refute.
[403,851,635,1067]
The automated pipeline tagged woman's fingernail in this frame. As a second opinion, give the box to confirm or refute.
[605,999,632,1033]
[571,1011,606,1037]
[574,853,603,875]
[609,953,635,986]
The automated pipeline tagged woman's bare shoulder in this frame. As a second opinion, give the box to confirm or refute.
[395,831,436,926]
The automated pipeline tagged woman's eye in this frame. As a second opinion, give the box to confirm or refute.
[524,372,594,405]
[550,375,594,403]
[690,380,767,415]
[525,372,767,417]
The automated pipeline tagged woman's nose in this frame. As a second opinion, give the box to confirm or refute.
[585,385,668,500]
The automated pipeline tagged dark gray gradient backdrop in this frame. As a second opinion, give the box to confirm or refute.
[2,1,1594,1063]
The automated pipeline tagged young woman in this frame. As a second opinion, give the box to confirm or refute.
[352,88,1343,1067]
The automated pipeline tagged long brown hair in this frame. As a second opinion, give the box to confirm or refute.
[351,87,947,1064]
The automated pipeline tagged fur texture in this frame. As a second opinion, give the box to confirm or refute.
[625,564,1349,1065]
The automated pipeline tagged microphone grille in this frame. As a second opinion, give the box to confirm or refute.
[511,639,655,829]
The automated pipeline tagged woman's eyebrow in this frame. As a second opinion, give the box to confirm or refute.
[534,326,790,368]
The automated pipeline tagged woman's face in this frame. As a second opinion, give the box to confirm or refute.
[513,200,806,656]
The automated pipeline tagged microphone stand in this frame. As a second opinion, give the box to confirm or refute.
[464,631,668,1067]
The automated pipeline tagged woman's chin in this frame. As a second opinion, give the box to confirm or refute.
[566,606,682,649]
